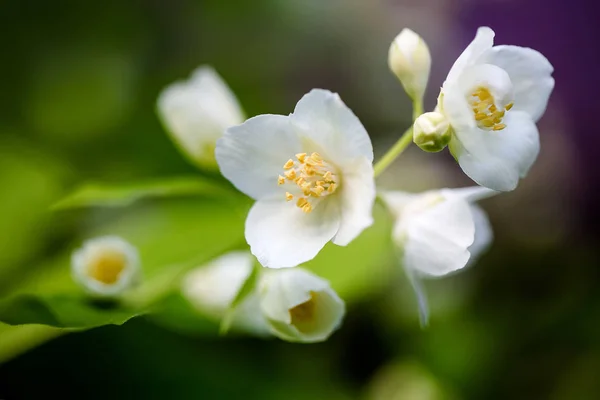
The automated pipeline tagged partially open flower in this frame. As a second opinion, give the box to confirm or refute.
[71,236,140,298]
[216,89,375,268]
[258,268,345,343]
[438,27,554,191]
[381,187,496,324]
[388,28,431,101]
[181,251,270,336]
[157,66,245,169]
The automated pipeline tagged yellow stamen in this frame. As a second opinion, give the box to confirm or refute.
[493,124,506,131]
[296,198,308,208]
[505,102,514,111]
[283,159,295,169]
[301,203,312,213]
[278,175,285,185]
[285,192,294,201]
[295,153,307,163]
[481,118,495,128]
[285,169,296,180]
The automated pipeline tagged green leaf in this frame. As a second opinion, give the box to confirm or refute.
[51,176,237,210]
[1,197,249,330]
[219,261,260,335]
[0,294,139,328]
[0,323,65,365]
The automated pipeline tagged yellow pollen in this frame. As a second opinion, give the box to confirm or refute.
[468,87,512,132]
[87,251,126,285]
[277,152,338,213]
[285,169,296,180]
[283,159,295,169]
[295,153,307,162]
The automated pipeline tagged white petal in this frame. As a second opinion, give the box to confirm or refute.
[477,45,554,122]
[291,89,373,166]
[157,66,245,167]
[332,157,376,246]
[216,114,302,200]
[398,198,475,277]
[378,191,419,220]
[259,268,345,343]
[181,251,254,317]
[245,199,340,269]
[467,204,493,263]
[448,110,540,191]
[440,186,499,203]
[445,27,495,84]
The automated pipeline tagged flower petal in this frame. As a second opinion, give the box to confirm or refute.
[467,204,493,263]
[445,27,495,84]
[398,198,475,277]
[157,66,245,167]
[245,199,340,269]
[448,110,540,191]
[291,89,373,166]
[477,45,554,122]
[440,186,499,203]
[332,156,376,246]
[378,191,419,220]
[216,114,302,200]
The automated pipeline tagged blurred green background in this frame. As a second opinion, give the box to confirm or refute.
[1,0,598,399]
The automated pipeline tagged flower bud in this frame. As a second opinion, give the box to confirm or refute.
[413,112,452,152]
[258,268,345,343]
[388,29,431,101]
[181,251,270,336]
[71,236,141,298]
[157,66,245,169]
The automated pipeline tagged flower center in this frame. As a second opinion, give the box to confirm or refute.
[278,152,338,213]
[289,291,317,333]
[88,250,126,284]
[469,87,513,131]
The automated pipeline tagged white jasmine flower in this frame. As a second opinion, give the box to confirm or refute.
[388,28,431,101]
[71,236,141,298]
[181,251,270,336]
[258,267,345,343]
[438,27,554,191]
[413,111,451,153]
[157,66,245,168]
[381,187,496,324]
[216,89,375,269]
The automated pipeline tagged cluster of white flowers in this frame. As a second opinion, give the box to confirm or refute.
[72,26,554,340]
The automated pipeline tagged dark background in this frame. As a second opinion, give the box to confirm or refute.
[1,0,599,399]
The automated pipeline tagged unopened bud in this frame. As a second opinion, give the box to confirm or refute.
[413,112,452,152]
[388,29,431,101]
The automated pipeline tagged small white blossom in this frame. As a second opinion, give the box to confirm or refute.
[258,267,345,343]
[413,111,452,152]
[381,187,496,324]
[71,236,140,298]
[216,89,375,269]
[388,28,431,101]
[157,66,245,168]
[182,251,270,336]
[437,27,554,191]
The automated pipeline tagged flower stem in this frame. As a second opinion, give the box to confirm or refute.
[373,99,423,178]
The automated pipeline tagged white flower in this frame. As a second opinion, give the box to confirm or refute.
[413,111,452,153]
[216,89,375,269]
[258,267,345,343]
[438,27,554,191]
[182,251,270,336]
[71,236,141,298]
[157,66,245,168]
[388,28,431,101]
[381,187,496,324]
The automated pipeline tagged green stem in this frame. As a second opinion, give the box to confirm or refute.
[372,99,424,178]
